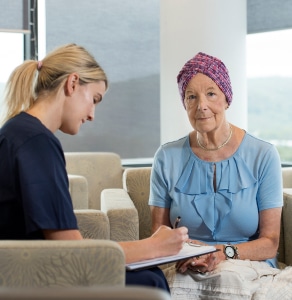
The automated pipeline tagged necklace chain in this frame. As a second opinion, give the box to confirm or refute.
[196,124,233,151]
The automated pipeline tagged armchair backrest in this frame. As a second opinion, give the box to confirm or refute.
[282,167,292,188]
[65,152,124,210]
[122,167,152,240]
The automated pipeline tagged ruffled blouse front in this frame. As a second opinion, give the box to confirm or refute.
[174,148,257,235]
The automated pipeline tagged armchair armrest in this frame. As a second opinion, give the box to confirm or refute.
[68,174,88,209]
[74,209,110,240]
[122,167,152,240]
[101,189,139,241]
[0,240,125,287]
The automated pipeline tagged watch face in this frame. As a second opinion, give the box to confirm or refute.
[225,246,235,258]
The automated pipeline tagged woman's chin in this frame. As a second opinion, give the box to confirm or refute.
[59,127,79,136]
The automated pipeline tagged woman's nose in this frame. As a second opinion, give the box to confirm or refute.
[87,107,95,121]
[197,96,207,110]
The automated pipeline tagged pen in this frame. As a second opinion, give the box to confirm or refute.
[173,216,181,229]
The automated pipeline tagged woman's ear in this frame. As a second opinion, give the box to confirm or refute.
[65,73,79,96]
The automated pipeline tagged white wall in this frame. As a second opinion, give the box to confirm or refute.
[160,0,247,144]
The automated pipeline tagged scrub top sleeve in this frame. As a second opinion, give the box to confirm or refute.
[17,134,78,234]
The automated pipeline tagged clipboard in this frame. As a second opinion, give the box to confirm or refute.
[126,244,219,271]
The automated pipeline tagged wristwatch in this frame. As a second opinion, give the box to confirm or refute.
[223,244,239,259]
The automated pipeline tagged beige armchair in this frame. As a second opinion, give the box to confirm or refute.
[65,152,124,210]
[101,166,292,268]
[65,152,124,240]
[63,152,125,240]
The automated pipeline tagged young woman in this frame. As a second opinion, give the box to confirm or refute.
[0,43,188,292]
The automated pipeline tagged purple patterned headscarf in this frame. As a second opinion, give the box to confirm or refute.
[177,52,233,108]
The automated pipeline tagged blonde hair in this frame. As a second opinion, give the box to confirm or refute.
[1,43,108,125]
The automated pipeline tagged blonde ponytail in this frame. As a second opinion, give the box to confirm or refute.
[1,61,39,125]
[1,43,108,126]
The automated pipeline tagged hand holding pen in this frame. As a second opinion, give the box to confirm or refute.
[173,217,201,248]
[151,221,188,256]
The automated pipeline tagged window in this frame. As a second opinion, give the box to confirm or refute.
[2,2,290,163]
[247,29,292,164]
[45,0,160,159]
[0,32,24,109]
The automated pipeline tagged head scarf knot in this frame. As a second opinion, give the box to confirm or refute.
[177,52,233,108]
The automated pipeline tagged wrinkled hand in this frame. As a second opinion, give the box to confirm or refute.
[151,225,189,257]
[176,253,217,273]
[176,251,219,274]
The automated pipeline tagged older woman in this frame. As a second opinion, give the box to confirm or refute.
[149,52,283,298]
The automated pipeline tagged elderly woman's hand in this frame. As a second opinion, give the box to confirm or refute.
[175,242,223,274]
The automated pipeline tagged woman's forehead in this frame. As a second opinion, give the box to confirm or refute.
[186,73,220,90]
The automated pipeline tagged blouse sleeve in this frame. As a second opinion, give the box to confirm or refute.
[149,146,173,208]
[256,144,283,211]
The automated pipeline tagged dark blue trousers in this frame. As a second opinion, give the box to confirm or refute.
[126,267,170,293]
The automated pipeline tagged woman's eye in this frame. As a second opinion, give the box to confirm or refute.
[93,95,102,105]
[93,98,100,104]
[187,95,196,100]
[208,92,215,97]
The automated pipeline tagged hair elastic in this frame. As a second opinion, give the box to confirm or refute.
[37,61,43,71]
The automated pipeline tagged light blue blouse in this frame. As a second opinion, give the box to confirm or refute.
[149,132,283,267]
